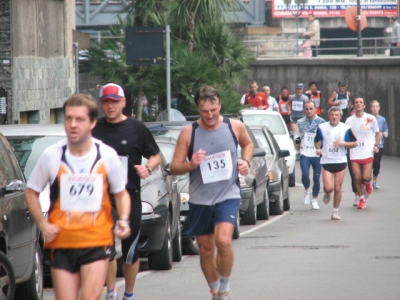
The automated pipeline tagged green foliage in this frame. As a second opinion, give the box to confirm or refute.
[81,0,252,116]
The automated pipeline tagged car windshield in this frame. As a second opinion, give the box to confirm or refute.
[250,129,273,155]
[150,128,182,140]
[242,114,286,135]
[157,143,176,163]
[7,136,64,180]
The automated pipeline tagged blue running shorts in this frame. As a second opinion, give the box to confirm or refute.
[187,199,240,236]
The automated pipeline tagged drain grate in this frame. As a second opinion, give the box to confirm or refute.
[375,256,400,259]
[249,245,347,250]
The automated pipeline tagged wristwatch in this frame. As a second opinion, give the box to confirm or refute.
[146,165,153,174]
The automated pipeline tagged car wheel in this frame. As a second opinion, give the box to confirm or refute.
[257,187,269,220]
[242,188,257,225]
[15,243,43,300]
[270,186,284,215]
[289,168,296,187]
[172,226,182,262]
[148,212,173,270]
[232,210,240,240]
[0,251,15,300]
[182,237,199,255]
[284,182,291,211]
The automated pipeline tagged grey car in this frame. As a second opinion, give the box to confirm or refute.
[1,124,182,271]
[249,126,291,215]
[0,131,43,300]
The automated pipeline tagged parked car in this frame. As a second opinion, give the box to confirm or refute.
[146,120,268,234]
[241,110,297,187]
[249,125,291,215]
[1,124,181,271]
[0,131,43,300]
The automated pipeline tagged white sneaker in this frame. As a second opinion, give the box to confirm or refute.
[106,289,118,300]
[353,196,359,207]
[331,212,341,220]
[323,193,331,204]
[311,199,320,210]
[303,190,311,205]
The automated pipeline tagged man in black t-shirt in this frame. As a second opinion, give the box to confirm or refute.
[92,83,161,300]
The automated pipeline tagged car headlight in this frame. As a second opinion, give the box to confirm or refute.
[180,192,189,203]
[142,202,154,214]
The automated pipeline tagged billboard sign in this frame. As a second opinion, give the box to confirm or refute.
[272,0,398,18]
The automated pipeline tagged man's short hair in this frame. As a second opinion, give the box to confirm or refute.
[281,85,289,91]
[328,106,343,117]
[370,100,380,107]
[309,81,318,87]
[249,81,257,86]
[304,100,316,108]
[63,94,99,122]
[194,85,220,106]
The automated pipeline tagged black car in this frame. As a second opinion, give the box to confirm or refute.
[249,125,291,215]
[0,132,43,300]
[1,124,181,271]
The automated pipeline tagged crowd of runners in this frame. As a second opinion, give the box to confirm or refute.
[242,80,389,220]
[24,81,389,300]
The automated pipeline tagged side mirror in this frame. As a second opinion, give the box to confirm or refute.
[253,148,266,157]
[279,149,290,158]
[0,180,26,197]
[164,163,171,175]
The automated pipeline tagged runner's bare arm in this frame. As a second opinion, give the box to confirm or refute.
[114,189,131,239]
[327,91,338,107]
[373,131,381,154]
[170,125,194,175]
[232,119,253,162]
[25,187,60,242]
[314,141,322,155]
[134,153,162,179]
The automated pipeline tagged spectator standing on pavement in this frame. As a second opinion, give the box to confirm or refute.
[241,81,268,110]
[171,85,254,300]
[290,83,308,134]
[369,100,389,189]
[389,17,400,55]
[92,83,162,300]
[294,100,326,210]
[315,106,357,220]
[327,81,351,122]
[25,94,132,300]
[305,81,324,116]
[262,86,279,111]
[277,85,292,130]
[346,97,380,209]
[303,13,320,57]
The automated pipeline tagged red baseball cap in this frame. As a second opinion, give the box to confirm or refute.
[99,83,125,101]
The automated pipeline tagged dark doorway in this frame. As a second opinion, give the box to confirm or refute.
[320,28,387,55]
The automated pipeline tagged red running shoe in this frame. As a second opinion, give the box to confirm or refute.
[365,182,373,196]
[357,198,366,209]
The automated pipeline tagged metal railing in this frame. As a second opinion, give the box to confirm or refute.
[243,37,394,57]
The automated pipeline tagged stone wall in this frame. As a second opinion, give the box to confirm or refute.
[12,57,75,123]
[9,0,75,124]
[248,57,400,157]
[0,0,11,124]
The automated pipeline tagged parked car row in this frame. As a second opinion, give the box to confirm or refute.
[0,110,295,298]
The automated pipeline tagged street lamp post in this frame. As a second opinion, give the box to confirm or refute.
[356,0,363,57]
[284,0,308,55]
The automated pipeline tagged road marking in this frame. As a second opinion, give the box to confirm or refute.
[114,212,289,288]
[240,212,289,236]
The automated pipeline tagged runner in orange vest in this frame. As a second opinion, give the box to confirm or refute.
[305,81,324,116]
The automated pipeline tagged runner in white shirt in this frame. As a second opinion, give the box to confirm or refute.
[315,107,357,220]
[262,86,279,111]
[345,97,380,209]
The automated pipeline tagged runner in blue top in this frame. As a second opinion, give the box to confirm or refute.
[369,100,389,189]
[293,100,326,210]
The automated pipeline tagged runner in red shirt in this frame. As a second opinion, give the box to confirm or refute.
[241,81,268,110]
